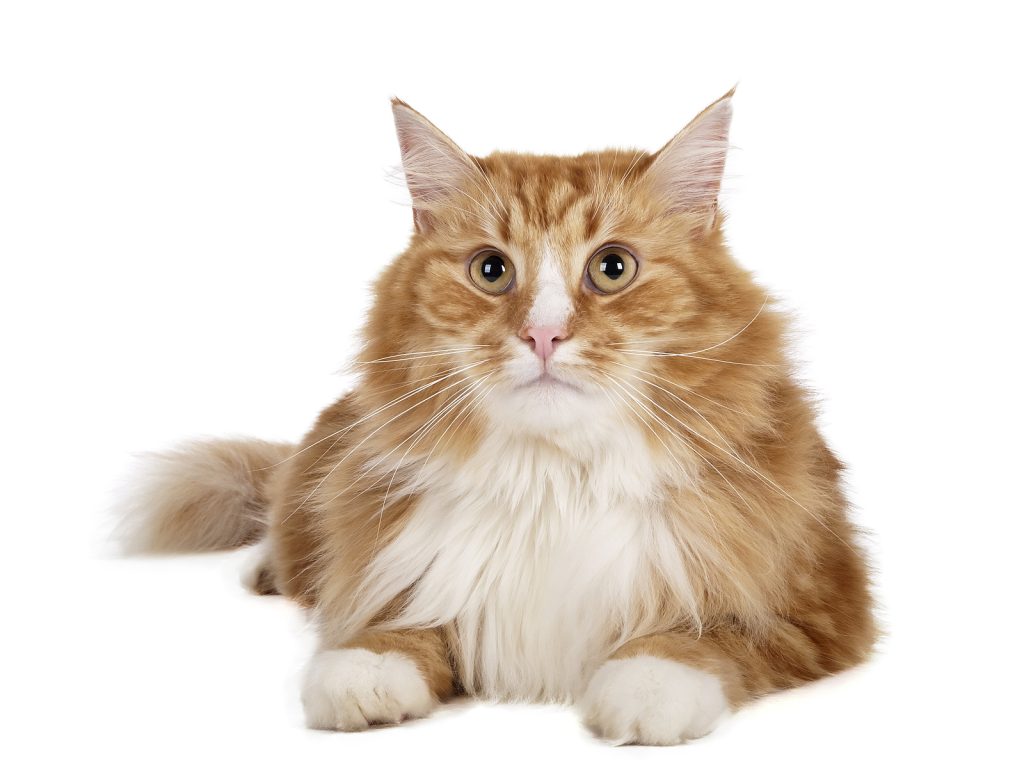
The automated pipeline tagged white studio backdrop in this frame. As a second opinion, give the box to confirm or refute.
[1,2,1021,765]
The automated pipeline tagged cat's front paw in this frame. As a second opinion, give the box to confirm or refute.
[301,648,435,731]
[580,655,729,746]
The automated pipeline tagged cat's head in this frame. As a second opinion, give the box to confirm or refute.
[359,92,780,447]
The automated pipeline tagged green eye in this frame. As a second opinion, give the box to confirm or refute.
[469,249,515,294]
[587,245,638,294]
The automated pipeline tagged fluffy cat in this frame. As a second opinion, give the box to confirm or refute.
[121,90,876,746]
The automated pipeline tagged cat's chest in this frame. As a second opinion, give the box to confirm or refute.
[369,428,693,701]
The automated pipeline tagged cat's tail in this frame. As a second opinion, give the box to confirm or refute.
[117,438,293,554]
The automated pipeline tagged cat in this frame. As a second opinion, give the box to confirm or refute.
[120,90,876,746]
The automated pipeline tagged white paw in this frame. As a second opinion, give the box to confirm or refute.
[301,648,435,731]
[580,655,729,746]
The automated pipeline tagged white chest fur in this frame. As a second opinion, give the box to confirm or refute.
[353,417,700,702]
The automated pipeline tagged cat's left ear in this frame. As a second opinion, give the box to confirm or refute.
[391,98,483,234]
[644,88,734,229]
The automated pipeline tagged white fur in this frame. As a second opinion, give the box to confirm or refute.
[341,398,705,702]
[580,655,728,745]
[302,648,435,731]
[320,243,713,707]
[498,242,597,431]
[498,335,598,431]
[526,244,572,329]
[239,539,271,593]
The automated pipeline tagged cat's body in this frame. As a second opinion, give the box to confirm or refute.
[122,92,876,745]
[277,385,681,703]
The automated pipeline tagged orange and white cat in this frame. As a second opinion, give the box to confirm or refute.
[121,90,876,746]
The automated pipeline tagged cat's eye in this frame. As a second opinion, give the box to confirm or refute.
[468,248,515,295]
[586,245,638,294]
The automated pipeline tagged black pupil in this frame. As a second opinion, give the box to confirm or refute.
[480,253,505,282]
[601,253,625,279]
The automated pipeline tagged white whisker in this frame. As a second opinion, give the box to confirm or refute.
[282,359,493,521]
[329,375,489,511]
[609,297,769,357]
[599,378,715,604]
[604,370,848,548]
[683,297,769,356]
[357,346,492,365]
[608,359,756,419]
[253,362,486,471]
[302,359,494,473]
[615,350,775,367]
[607,372,757,518]
[369,374,496,554]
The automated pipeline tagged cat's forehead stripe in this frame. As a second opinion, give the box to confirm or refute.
[479,152,644,246]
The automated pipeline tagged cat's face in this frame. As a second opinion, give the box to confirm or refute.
[361,94,779,446]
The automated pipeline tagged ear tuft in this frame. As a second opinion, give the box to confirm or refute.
[645,90,734,226]
[391,99,480,233]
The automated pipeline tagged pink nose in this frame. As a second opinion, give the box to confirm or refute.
[520,326,568,362]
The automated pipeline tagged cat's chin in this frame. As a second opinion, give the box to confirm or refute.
[491,375,598,433]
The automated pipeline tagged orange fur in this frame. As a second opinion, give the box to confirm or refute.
[124,92,876,743]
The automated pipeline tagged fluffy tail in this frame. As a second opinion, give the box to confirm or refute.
[118,438,293,554]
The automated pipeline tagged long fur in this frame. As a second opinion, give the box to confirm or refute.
[118,438,292,553]
[120,93,876,745]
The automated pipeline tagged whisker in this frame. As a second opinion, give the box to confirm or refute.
[607,360,756,419]
[609,296,769,356]
[356,362,484,397]
[408,379,497,491]
[254,362,486,471]
[615,350,775,367]
[683,297,769,356]
[604,371,850,549]
[301,358,494,473]
[609,363,750,456]
[602,373,746,566]
[376,375,493,497]
[348,359,485,375]
[606,372,757,518]
[598,379,715,609]
[369,375,495,554]
[357,346,492,365]
[602,376,697,489]
[281,360,493,521]
[329,375,489,510]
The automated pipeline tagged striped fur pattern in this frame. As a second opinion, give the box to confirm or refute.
[121,91,876,745]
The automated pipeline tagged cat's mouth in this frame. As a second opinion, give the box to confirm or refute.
[517,372,581,393]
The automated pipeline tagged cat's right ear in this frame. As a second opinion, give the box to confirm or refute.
[391,99,481,234]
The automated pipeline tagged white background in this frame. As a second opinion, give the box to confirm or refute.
[2,1,1021,765]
